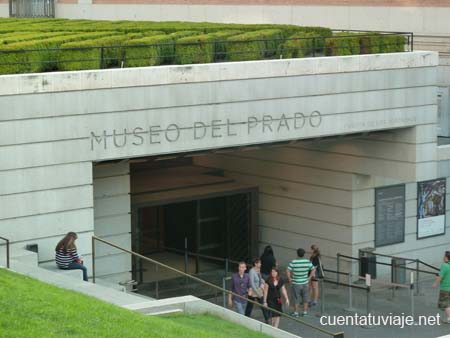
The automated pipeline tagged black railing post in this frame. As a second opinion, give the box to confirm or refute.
[336,253,341,287]
[313,37,316,57]
[92,237,96,284]
[6,238,9,269]
[415,259,420,296]
[100,46,104,69]
[411,33,414,52]
[184,237,188,274]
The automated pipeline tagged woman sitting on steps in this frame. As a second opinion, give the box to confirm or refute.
[55,232,88,281]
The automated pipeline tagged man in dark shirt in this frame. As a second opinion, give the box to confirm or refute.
[228,261,251,315]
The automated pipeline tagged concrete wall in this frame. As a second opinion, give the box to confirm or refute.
[0,52,438,278]
[0,161,94,267]
[0,3,7,17]
[194,122,445,271]
[93,161,131,282]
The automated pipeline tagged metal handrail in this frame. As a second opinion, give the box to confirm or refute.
[92,236,344,338]
[338,253,438,276]
[0,236,10,268]
[162,245,240,266]
[418,259,440,271]
[358,249,417,262]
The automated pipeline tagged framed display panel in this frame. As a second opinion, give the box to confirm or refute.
[375,184,406,247]
[417,178,446,239]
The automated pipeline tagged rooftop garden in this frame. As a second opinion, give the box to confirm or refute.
[0,268,270,338]
[0,18,409,75]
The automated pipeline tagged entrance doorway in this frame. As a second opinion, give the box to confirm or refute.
[130,161,257,297]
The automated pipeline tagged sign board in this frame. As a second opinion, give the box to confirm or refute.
[375,185,405,247]
[417,178,446,239]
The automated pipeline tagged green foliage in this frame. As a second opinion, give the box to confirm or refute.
[225,29,284,61]
[357,33,406,54]
[380,34,406,53]
[280,32,317,58]
[122,33,174,67]
[58,34,141,71]
[175,34,216,64]
[0,18,406,75]
[325,32,361,56]
[0,269,271,338]
[0,32,114,74]
[174,30,241,64]
[209,30,242,61]
[0,32,71,45]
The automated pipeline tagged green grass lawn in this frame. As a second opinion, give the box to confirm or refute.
[0,268,269,338]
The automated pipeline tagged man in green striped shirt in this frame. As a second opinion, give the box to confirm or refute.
[286,248,315,317]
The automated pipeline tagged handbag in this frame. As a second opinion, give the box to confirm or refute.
[248,287,264,298]
[316,257,325,279]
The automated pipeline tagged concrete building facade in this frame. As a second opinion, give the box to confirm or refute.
[0,51,445,283]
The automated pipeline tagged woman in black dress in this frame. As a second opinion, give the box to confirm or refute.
[263,267,289,328]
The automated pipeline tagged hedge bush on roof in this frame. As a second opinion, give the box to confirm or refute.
[225,29,284,61]
[58,34,143,71]
[280,32,321,58]
[175,32,245,65]
[0,18,407,75]
[325,32,360,56]
[0,32,113,74]
[121,33,174,67]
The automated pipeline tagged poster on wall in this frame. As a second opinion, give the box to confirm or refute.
[375,185,405,247]
[417,178,446,239]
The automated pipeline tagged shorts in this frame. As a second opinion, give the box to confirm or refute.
[292,283,309,305]
[438,290,450,309]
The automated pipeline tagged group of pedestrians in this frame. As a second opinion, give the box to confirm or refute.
[228,244,324,328]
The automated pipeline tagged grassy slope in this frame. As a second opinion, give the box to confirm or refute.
[0,269,269,338]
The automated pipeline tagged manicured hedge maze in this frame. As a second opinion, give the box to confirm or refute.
[0,18,407,75]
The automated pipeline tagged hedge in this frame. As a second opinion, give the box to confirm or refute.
[325,32,360,56]
[0,32,114,74]
[173,30,242,64]
[0,32,71,45]
[225,29,284,61]
[175,34,216,64]
[280,32,317,58]
[58,34,143,71]
[0,18,407,75]
[121,33,174,67]
[209,30,242,61]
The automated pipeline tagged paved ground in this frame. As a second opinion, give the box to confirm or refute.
[245,276,450,338]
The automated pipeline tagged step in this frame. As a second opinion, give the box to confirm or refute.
[10,248,38,267]
[39,261,84,280]
[145,309,183,316]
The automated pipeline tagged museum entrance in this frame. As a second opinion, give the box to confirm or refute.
[130,158,258,299]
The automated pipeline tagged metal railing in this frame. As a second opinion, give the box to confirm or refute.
[0,236,10,268]
[0,31,413,74]
[92,235,344,338]
[137,244,426,323]
[336,252,439,297]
